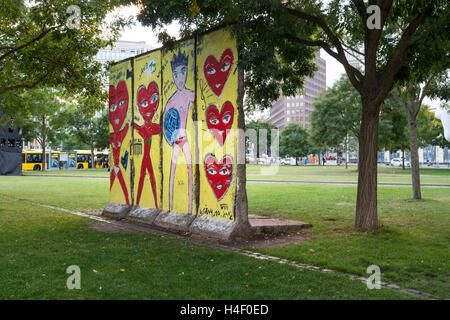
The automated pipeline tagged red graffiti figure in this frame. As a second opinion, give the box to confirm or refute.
[135,81,161,207]
[109,80,130,205]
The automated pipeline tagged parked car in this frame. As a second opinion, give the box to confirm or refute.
[390,158,411,167]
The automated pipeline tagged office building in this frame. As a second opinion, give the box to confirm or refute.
[269,51,326,129]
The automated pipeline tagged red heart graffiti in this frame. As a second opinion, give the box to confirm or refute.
[203,48,234,97]
[137,81,159,122]
[109,80,129,133]
[206,101,234,146]
[204,154,233,201]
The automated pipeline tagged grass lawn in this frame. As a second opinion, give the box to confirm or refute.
[22,165,450,185]
[22,168,109,176]
[1,165,449,299]
[247,164,450,176]
[0,195,411,300]
[247,183,450,299]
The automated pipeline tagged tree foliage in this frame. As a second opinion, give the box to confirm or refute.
[310,76,360,150]
[418,105,450,149]
[279,122,310,164]
[0,0,129,122]
[378,97,409,154]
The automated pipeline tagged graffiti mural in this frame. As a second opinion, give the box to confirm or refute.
[162,41,196,215]
[108,61,132,205]
[133,51,162,209]
[197,28,238,221]
[104,27,248,239]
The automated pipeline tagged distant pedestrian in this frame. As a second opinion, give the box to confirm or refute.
[322,157,326,165]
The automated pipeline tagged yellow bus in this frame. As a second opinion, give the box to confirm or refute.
[49,152,61,169]
[95,152,109,169]
[76,151,92,169]
[22,151,49,171]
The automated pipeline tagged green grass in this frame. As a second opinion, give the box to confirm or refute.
[22,168,109,176]
[246,183,450,299]
[247,164,450,176]
[1,166,449,299]
[247,174,450,185]
[0,196,411,300]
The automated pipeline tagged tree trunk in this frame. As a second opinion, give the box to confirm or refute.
[402,149,405,170]
[407,114,422,199]
[41,115,46,172]
[355,101,380,231]
[345,136,348,169]
[90,142,95,169]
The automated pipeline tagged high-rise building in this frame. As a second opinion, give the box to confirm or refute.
[269,51,326,129]
[94,40,153,64]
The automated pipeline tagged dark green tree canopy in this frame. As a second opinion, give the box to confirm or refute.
[310,76,361,150]
[127,0,449,109]
[279,122,311,161]
[0,0,129,120]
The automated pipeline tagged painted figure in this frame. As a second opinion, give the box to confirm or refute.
[163,49,195,213]
[109,80,130,205]
[135,81,161,207]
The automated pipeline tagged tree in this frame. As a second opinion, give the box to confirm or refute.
[378,97,409,169]
[310,76,361,168]
[391,70,449,199]
[21,88,64,170]
[0,0,129,120]
[62,106,110,168]
[418,105,450,150]
[245,119,277,159]
[279,122,310,165]
[130,0,449,230]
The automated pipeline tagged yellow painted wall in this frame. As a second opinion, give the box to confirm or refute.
[161,39,197,214]
[109,60,133,205]
[197,28,238,221]
[107,28,239,219]
[133,51,162,209]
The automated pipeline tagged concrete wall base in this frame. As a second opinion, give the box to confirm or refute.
[190,215,241,240]
[102,203,131,219]
[129,206,162,225]
[153,211,196,233]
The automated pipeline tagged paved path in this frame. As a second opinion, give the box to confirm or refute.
[22,174,450,188]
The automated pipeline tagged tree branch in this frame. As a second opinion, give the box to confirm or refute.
[285,7,365,91]
[0,67,56,95]
[375,14,424,106]
[0,25,60,62]
[286,33,363,92]
[419,72,438,106]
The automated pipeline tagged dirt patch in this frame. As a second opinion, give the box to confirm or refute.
[91,222,148,234]
[233,231,311,248]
